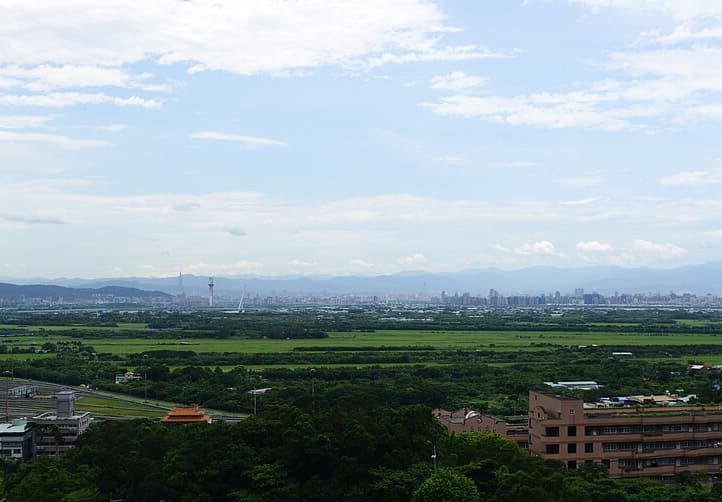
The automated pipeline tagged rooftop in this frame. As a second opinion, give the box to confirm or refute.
[0,419,28,434]
[32,411,91,421]
[162,406,210,424]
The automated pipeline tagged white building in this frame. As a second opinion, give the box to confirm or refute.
[32,391,92,456]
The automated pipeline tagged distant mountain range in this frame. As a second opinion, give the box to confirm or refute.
[2,262,722,297]
[0,283,171,301]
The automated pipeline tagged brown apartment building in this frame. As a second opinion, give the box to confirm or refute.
[529,390,722,478]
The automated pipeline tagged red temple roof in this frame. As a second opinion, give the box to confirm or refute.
[162,406,211,423]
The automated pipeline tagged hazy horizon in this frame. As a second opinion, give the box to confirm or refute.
[2,260,722,282]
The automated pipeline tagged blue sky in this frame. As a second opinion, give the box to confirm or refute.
[2,0,722,277]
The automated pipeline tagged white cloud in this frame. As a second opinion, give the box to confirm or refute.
[577,241,612,252]
[421,11,722,132]
[0,1,501,75]
[182,260,263,275]
[491,244,510,252]
[100,124,128,133]
[0,212,67,225]
[431,71,487,91]
[0,65,169,92]
[172,202,200,212]
[288,259,316,267]
[490,161,540,168]
[421,93,635,131]
[396,253,427,265]
[567,1,722,20]
[0,115,53,129]
[514,240,556,256]
[0,92,160,108]
[190,131,286,148]
[350,259,378,270]
[631,239,686,258]
[365,46,510,68]
[660,170,722,186]
[3,180,721,274]
[434,154,471,166]
[0,131,110,150]
[561,197,608,206]
[561,176,603,187]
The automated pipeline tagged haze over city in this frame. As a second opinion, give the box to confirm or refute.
[2,1,722,278]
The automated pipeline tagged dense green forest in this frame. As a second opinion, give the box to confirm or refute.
[4,402,722,501]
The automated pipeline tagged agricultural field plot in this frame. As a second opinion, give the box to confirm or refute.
[1,329,722,359]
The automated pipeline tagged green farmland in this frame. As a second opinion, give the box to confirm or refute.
[3,328,722,358]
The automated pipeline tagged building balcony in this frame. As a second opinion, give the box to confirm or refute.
[614,462,721,478]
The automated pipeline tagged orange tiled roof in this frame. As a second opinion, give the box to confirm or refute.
[162,406,210,423]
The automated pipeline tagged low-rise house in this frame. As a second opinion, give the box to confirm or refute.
[115,371,143,384]
[433,408,483,433]
[478,414,529,449]
[544,381,602,391]
[433,409,529,449]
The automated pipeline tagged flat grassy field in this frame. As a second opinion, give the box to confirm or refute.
[1,329,722,358]
[0,323,148,332]
[75,396,166,418]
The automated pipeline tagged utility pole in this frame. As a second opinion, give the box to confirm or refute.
[3,369,12,422]
[310,368,316,414]
[248,387,270,416]
[143,354,149,400]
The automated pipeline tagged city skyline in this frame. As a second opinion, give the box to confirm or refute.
[2,1,722,277]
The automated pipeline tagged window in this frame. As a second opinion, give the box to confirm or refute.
[568,443,577,454]
[601,459,610,470]
[546,444,560,454]
[567,460,577,470]
[568,426,577,437]
[545,427,560,437]
[585,443,593,453]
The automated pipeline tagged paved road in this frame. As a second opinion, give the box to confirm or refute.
[0,378,248,422]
